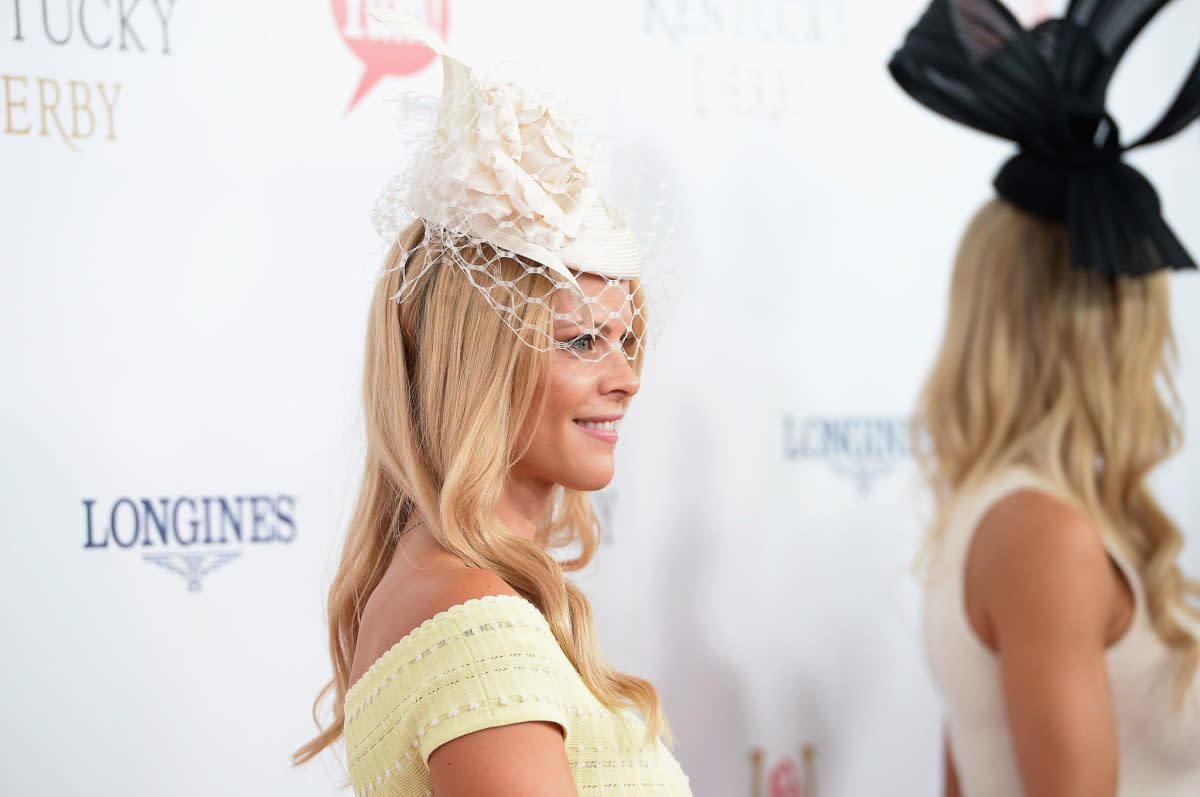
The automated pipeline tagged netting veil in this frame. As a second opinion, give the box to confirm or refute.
[367,10,653,361]
[889,0,1200,276]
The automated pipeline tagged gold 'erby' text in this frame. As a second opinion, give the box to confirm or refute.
[2,74,120,150]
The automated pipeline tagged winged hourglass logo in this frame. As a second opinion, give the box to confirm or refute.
[143,552,242,591]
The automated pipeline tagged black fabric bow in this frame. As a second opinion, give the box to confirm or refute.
[889,0,1200,276]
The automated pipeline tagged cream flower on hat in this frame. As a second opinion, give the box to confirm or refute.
[369,9,643,283]
[427,79,593,255]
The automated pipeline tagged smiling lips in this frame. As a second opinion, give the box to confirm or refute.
[574,416,622,443]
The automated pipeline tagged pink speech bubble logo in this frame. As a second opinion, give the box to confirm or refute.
[1012,0,1052,26]
[768,757,806,797]
[333,1,451,113]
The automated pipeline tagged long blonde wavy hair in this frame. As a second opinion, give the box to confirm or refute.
[294,220,665,764]
[914,198,1200,703]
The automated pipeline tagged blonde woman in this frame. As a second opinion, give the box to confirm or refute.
[293,13,690,797]
[890,2,1200,796]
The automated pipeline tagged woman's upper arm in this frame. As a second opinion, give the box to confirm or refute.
[970,492,1122,797]
[428,721,578,797]
[413,570,578,796]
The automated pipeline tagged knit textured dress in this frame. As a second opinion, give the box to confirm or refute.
[344,595,692,797]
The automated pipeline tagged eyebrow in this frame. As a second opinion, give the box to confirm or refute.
[553,317,632,337]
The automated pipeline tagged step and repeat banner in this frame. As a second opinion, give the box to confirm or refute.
[3,1,1199,796]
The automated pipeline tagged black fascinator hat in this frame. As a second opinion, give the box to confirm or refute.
[889,0,1200,276]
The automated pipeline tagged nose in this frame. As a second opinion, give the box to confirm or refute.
[599,347,640,401]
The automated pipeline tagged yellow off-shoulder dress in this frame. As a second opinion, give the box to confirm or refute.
[343,595,692,797]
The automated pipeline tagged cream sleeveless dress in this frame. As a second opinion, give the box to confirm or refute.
[923,467,1200,797]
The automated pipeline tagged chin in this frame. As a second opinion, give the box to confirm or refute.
[559,463,615,493]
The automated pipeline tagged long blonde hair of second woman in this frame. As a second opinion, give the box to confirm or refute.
[293,220,664,764]
[914,198,1200,704]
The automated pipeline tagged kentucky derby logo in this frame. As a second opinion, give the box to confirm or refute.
[643,0,847,46]
[783,415,910,496]
[3,0,178,149]
[642,0,847,120]
[333,0,450,112]
[82,495,296,591]
[750,745,817,797]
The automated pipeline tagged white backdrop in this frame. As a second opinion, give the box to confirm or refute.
[3,2,1199,796]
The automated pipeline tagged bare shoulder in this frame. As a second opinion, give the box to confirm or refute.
[972,488,1105,570]
[419,564,523,615]
[967,488,1118,647]
[350,556,521,688]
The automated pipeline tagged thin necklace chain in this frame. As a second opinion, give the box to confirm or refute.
[395,517,425,541]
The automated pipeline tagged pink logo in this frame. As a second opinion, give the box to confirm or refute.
[768,757,806,797]
[1012,0,1052,26]
[332,0,450,113]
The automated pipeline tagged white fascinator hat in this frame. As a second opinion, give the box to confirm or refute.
[367,10,654,360]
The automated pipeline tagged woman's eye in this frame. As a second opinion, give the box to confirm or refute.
[566,333,598,352]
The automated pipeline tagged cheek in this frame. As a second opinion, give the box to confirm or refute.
[541,364,592,430]
[516,359,616,490]
[525,360,595,456]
